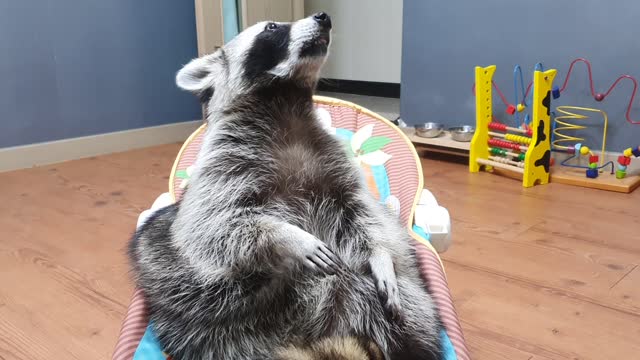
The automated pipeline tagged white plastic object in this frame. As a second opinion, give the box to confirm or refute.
[136,192,174,229]
[414,189,452,253]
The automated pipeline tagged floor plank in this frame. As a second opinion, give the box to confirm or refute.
[0,145,638,359]
[608,265,640,313]
[0,144,181,360]
[447,261,640,360]
[422,156,640,360]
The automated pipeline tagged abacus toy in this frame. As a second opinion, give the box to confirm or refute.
[469,65,556,187]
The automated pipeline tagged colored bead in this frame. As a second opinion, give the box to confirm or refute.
[589,155,599,163]
[595,93,605,102]
[518,153,526,161]
[550,157,555,166]
[517,103,526,112]
[567,145,576,154]
[580,145,590,155]
[633,147,640,157]
[488,122,507,132]
[618,164,627,171]
[488,138,526,151]
[616,170,627,179]
[504,133,532,145]
[586,169,598,178]
[526,128,533,137]
[552,86,560,99]
[506,104,516,115]
[618,155,631,166]
[588,163,598,169]
[623,148,633,157]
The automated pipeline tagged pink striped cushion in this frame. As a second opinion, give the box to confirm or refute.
[112,289,149,360]
[315,101,418,222]
[112,96,470,360]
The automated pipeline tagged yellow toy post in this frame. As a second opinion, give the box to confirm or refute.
[469,65,496,173]
[523,69,556,187]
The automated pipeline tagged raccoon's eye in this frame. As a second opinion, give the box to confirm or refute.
[266,22,278,31]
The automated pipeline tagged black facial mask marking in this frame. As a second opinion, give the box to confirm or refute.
[243,24,291,81]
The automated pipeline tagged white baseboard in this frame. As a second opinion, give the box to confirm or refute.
[0,120,202,172]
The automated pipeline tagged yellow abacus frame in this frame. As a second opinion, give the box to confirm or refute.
[469,65,556,187]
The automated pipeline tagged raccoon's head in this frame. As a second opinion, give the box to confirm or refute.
[176,12,332,111]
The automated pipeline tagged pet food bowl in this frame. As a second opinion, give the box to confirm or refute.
[448,126,475,142]
[415,122,445,138]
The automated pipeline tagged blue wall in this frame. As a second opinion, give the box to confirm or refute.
[0,1,201,148]
[400,0,640,151]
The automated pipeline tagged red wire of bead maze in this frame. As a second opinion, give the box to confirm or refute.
[501,58,640,125]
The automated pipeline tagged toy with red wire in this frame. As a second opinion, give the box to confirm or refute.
[473,58,640,182]
[483,58,640,125]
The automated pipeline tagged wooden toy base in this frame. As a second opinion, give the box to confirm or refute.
[550,166,640,193]
[403,127,640,193]
[550,152,640,193]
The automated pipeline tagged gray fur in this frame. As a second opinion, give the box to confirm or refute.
[129,13,444,360]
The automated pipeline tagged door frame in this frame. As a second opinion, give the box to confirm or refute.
[194,0,305,54]
[194,0,224,56]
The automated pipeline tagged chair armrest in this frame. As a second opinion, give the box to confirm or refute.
[414,189,452,253]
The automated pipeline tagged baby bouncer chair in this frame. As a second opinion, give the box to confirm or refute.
[112,96,471,360]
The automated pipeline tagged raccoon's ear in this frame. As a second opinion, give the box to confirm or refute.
[175,51,223,95]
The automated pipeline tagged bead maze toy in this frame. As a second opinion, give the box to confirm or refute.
[471,58,640,193]
[469,65,556,187]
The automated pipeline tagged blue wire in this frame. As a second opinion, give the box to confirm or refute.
[513,65,521,127]
[513,63,546,128]
[560,153,615,174]
[513,65,527,127]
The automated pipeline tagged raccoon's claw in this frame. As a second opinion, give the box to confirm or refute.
[378,279,404,324]
[301,241,342,275]
[304,256,334,275]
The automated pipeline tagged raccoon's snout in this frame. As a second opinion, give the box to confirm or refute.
[297,12,331,59]
[311,12,331,47]
[312,12,332,30]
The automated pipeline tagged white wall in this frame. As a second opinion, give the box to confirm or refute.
[304,0,403,83]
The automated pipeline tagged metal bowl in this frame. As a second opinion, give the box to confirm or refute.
[448,125,475,142]
[415,122,445,138]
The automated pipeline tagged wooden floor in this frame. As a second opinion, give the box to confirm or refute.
[0,144,638,360]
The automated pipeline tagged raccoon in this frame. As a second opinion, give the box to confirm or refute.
[129,12,444,360]
[274,336,384,360]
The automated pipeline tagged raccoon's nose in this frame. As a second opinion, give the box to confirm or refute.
[313,12,331,30]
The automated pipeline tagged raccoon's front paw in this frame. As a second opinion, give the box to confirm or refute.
[370,251,404,324]
[294,236,342,275]
[376,276,403,324]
